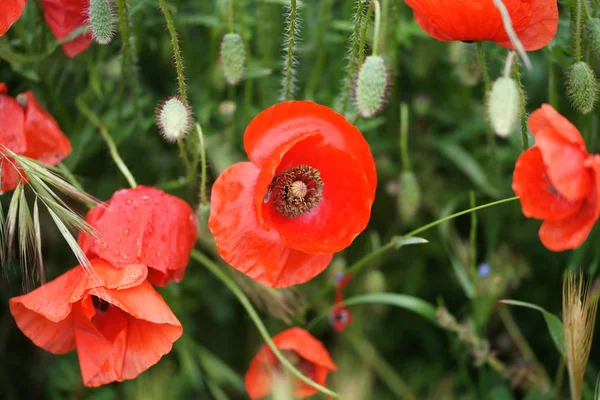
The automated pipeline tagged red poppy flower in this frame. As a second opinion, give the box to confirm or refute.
[404,0,558,51]
[0,83,71,194]
[41,0,93,58]
[9,258,183,387]
[78,186,198,286]
[209,101,377,288]
[512,104,600,251]
[0,0,26,36]
[245,327,336,399]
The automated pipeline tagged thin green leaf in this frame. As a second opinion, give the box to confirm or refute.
[447,250,476,299]
[18,188,35,288]
[197,345,245,392]
[500,300,565,355]
[435,142,501,198]
[33,199,44,283]
[306,293,438,330]
[205,380,230,400]
[391,236,429,249]
[6,184,22,262]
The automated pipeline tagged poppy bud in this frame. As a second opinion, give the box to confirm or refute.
[488,77,520,138]
[585,18,600,58]
[220,33,246,85]
[397,171,421,222]
[566,62,598,115]
[88,0,115,45]
[156,97,192,142]
[355,55,388,118]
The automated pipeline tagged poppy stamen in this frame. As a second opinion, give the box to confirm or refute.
[269,165,324,218]
[91,295,110,312]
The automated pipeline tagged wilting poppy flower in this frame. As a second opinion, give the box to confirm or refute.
[513,104,600,251]
[78,186,198,286]
[10,259,182,387]
[209,101,377,288]
[41,0,93,57]
[0,83,71,194]
[0,0,26,36]
[245,327,336,399]
[404,0,558,51]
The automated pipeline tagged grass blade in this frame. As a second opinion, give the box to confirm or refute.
[33,198,45,283]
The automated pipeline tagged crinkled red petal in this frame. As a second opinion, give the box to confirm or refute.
[41,0,93,57]
[78,186,198,286]
[265,137,374,254]
[0,0,27,36]
[512,146,583,221]
[208,162,333,288]
[528,104,586,146]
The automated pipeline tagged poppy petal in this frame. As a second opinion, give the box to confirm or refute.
[406,0,557,51]
[41,0,93,58]
[244,101,377,198]
[512,146,583,221]
[9,267,86,354]
[536,129,592,201]
[272,328,336,371]
[21,91,72,165]
[265,138,374,254]
[0,0,27,36]
[539,157,600,251]
[209,162,333,288]
[0,93,26,153]
[528,104,586,146]
[85,260,148,291]
[78,186,198,286]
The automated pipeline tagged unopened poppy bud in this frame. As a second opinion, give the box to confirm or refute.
[355,55,388,118]
[488,77,520,138]
[220,33,246,85]
[156,97,192,142]
[566,62,598,115]
[397,171,421,221]
[585,18,600,57]
[88,0,115,45]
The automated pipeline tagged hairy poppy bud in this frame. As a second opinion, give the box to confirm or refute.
[488,77,520,138]
[566,62,598,115]
[220,33,246,85]
[450,42,481,87]
[156,97,192,142]
[397,171,421,221]
[585,18,600,57]
[88,0,115,45]
[355,55,388,118]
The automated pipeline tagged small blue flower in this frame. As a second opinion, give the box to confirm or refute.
[478,262,491,278]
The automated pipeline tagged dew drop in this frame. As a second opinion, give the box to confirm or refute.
[142,195,150,204]
[123,228,130,236]
[122,254,128,260]
[263,189,272,203]
[125,198,132,205]
[112,250,120,257]
[157,251,162,257]
[116,238,122,243]
[100,242,108,251]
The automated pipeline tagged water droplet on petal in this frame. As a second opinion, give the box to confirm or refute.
[116,238,122,243]
[263,188,272,203]
[100,242,108,251]
[125,199,132,205]
[123,228,130,236]
[122,254,128,260]
[157,251,162,257]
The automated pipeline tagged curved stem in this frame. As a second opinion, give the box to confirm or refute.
[476,42,498,172]
[190,250,339,398]
[76,99,137,188]
[513,61,529,150]
[400,102,410,171]
[358,4,373,66]
[159,0,188,104]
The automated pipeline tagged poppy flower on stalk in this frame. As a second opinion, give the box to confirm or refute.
[245,327,336,399]
[209,101,377,288]
[41,0,93,57]
[10,259,182,387]
[0,0,26,36]
[78,186,198,286]
[512,104,600,251]
[0,83,71,194]
[404,0,558,51]
[330,273,353,332]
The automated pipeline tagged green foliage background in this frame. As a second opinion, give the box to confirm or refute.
[1,0,599,399]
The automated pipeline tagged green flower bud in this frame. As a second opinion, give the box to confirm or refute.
[355,55,388,118]
[89,0,115,45]
[397,171,421,221]
[156,97,192,142]
[585,18,600,58]
[488,77,520,138]
[566,62,598,115]
[220,33,246,85]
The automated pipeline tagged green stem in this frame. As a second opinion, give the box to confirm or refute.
[116,0,132,91]
[575,0,584,62]
[76,99,137,188]
[282,0,297,101]
[340,0,365,115]
[358,4,373,66]
[553,358,566,399]
[469,191,477,279]
[159,0,188,104]
[228,0,234,32]
[477,42,498,172]
[400,102,410,171]
[513,61,529,150]
[372,0,382,56]
[190,250,339,398]
[197,123,208,206]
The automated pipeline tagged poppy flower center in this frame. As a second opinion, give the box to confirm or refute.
[92,295,110,312]
[269,165,324,218]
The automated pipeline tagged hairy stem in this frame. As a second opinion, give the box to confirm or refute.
[282,0,297,101]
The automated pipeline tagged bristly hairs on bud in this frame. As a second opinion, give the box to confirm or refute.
[566,61,598,115]
[220,33,246,85]
[281,0,303,101]
[488,52,520,138]
[585,18,600,58]
[156,97,192,143]
[88,0,116,45]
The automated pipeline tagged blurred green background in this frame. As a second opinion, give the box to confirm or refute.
[1,0,600,399]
